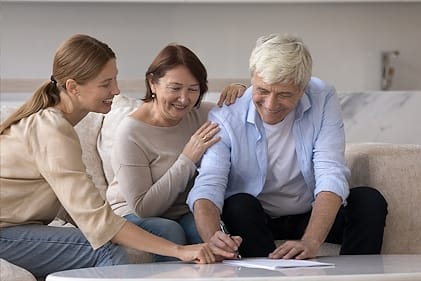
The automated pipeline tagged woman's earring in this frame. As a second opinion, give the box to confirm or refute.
[151,93,156,99]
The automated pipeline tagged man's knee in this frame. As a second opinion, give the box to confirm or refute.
[348,186,388,221]
[223,193,261,217]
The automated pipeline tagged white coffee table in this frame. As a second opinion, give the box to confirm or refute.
[46,255,421,281]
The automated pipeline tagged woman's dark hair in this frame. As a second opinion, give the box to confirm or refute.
[143,44,208,108]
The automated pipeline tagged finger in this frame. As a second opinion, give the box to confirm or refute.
[283,247,302,259]
[231,235,242,248]
[206,247,216,263]
[204,136,221,148]
[222,91,232,106]
[195,121,212,136]
[220,233,240,252]
[210,245,236,259]
[205,124,220,138]
[228,90,238,105]
[269,246,289,259]
[196,245,213,264]
[217,92,227,107]
[295,251,308,260]
[201,125,220,143]
[209,232,229,249]
[195,251,208,264]
[209,231,238,252]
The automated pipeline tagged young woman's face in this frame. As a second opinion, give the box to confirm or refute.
[77,59,120,114]
[150,65,200,126]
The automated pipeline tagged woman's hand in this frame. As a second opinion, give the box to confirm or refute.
[176,243,216,264]
[182,121,220,163]
[177,241,239,264]
[217,83,247,107]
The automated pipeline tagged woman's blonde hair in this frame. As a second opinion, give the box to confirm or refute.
[0,34,116,134]
[249,33,312,91]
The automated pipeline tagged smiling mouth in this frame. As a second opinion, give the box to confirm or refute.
[103,98,113,104]
[263,107,282,114]
[173,104,188,110]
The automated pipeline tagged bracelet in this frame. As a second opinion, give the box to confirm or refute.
[232,83,248,89]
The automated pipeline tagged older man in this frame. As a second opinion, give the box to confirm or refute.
[187,33,387,259]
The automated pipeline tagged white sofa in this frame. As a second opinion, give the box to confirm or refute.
[1,94,421,280]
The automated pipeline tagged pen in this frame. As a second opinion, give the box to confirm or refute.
[219,220,242,259]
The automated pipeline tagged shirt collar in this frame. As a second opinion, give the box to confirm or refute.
[295,91,311,120]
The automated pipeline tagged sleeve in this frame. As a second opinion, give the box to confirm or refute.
[187,107,232,212]
[113,121,197,218]
[313,85,350,203]
[29,112,125,249]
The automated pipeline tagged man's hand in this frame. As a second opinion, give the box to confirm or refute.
[269,191,341,260]
[177,242,239,264]
[193,199,242,261]
[269,239,320,260]
[208,231,242,261]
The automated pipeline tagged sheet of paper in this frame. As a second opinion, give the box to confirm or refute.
[223,258,334,271]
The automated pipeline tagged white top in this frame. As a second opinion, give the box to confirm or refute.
[258,109,312,217]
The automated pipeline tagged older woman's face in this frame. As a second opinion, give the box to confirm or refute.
[252,72,303,125]
[150,65,200,126]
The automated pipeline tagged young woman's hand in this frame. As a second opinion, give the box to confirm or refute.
[177,242,238,264]
[182,121,220,164]
[217,83,247,107]
[176,243,215,264]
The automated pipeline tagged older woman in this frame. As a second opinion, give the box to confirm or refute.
[106,44,243,257]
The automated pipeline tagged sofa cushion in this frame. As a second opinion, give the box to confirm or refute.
[74,112,106,198]
[0,259,36,281]
[345,142,421,254]
[97,94,142,185]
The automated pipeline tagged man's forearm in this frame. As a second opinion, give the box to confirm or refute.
[193,199,221,242]
[302,191,341,247]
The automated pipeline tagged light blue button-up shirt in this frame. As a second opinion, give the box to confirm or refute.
[187,77,350,213]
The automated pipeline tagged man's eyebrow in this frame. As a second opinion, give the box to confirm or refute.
[257,86,269,91]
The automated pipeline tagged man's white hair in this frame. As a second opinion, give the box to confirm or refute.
[249,33,312,91]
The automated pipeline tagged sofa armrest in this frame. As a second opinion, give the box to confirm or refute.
[345,142,421,254]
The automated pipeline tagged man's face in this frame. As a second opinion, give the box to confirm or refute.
[252,73,303,125]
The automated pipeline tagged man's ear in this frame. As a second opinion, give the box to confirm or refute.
[65,79,80,96]
[250,73,256,86]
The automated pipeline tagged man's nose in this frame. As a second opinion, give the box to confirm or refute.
[264,93,278,108]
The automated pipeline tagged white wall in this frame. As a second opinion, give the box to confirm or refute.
[1,1,421,92]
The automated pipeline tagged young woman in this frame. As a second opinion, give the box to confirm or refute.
[0,34,234,278]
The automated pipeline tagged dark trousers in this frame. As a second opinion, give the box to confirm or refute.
[221,186,388,257]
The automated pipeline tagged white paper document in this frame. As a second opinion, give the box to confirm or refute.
[223,258,334,270]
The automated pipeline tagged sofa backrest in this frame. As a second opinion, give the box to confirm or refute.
[346,143,421,254]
